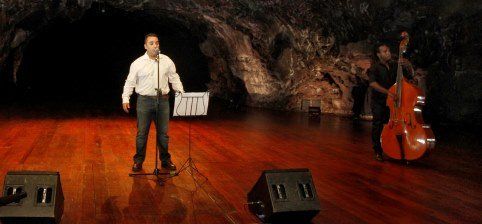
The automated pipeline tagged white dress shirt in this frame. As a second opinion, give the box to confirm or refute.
[122,52,184,104]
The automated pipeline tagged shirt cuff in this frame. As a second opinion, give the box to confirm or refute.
[174,88,185,93]
[122,97,130,104]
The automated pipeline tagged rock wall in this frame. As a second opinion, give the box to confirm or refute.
[0,0,481,124]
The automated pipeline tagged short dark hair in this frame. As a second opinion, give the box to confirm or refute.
[373,42,388,60]
[144,33,158,43]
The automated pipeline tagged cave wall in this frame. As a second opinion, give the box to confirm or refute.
[0,0,481,125]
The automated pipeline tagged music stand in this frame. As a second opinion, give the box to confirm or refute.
[172,92,210,186]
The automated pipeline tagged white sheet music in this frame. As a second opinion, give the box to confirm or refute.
[173,92,210,116]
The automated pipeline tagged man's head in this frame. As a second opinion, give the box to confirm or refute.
[144,33,159,57]
[374,43,391,63]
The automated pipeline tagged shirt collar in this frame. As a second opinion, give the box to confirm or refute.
[142,52,158,62]
[377,59,395,68]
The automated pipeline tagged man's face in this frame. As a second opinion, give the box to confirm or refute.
[144,36,159,57]
[377,45,391,62]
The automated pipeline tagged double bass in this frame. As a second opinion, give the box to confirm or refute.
[381,32,436,161]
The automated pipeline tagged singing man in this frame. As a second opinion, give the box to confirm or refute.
[122,33,184,172]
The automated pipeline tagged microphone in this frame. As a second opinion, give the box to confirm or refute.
[154,49,161,61]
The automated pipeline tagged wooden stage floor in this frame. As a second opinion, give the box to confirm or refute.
[0,105,481,223]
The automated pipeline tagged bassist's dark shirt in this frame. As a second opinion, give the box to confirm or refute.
[368,60,412,105]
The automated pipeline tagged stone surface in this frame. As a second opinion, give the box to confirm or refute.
[0,0,480,124]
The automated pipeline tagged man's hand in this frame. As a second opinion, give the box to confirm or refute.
[399,58,410,66]
[409,79,417,85]
[388,92,399,102]
[122,103,130,113]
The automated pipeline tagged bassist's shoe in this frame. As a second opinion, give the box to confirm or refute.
[375,153,384,162]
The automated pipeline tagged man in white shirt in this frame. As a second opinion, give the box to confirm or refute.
[122,33,184,172]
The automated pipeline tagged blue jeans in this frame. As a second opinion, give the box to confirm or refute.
[134,95,171,164]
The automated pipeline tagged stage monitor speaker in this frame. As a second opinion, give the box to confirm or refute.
[247,169,320,223]
[309,106,321,118]
[0,171,64,224]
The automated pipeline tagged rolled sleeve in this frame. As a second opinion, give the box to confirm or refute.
[122,62,138,103]
[368,67,378,84]
[168,61,184,93]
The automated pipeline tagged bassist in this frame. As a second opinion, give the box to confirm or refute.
[368,43,415,161]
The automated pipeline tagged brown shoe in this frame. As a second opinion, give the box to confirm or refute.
[375,153,384,162]
[161,161,176,170]
[132,162,143,172]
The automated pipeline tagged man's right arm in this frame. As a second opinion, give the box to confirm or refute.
[368,66,397,100]
[122,62,137,113]
[369,81,396,99]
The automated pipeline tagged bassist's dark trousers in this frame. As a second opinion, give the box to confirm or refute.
[371,102,390,155]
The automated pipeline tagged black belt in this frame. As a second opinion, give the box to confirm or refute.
[139,94,169,99]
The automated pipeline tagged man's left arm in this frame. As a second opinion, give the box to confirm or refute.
[168,60,185,93]
[400,58,417,84]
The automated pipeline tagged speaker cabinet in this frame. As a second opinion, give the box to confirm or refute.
[0,171,64,224]
[308,106,321,118]
[247,169,320,223]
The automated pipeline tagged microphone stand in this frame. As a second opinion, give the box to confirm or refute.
[129,50,170,184]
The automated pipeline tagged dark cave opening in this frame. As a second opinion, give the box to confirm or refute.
[270,33,292,59]
[12,4,210,111]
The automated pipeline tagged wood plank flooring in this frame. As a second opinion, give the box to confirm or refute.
[0,105,481,223]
